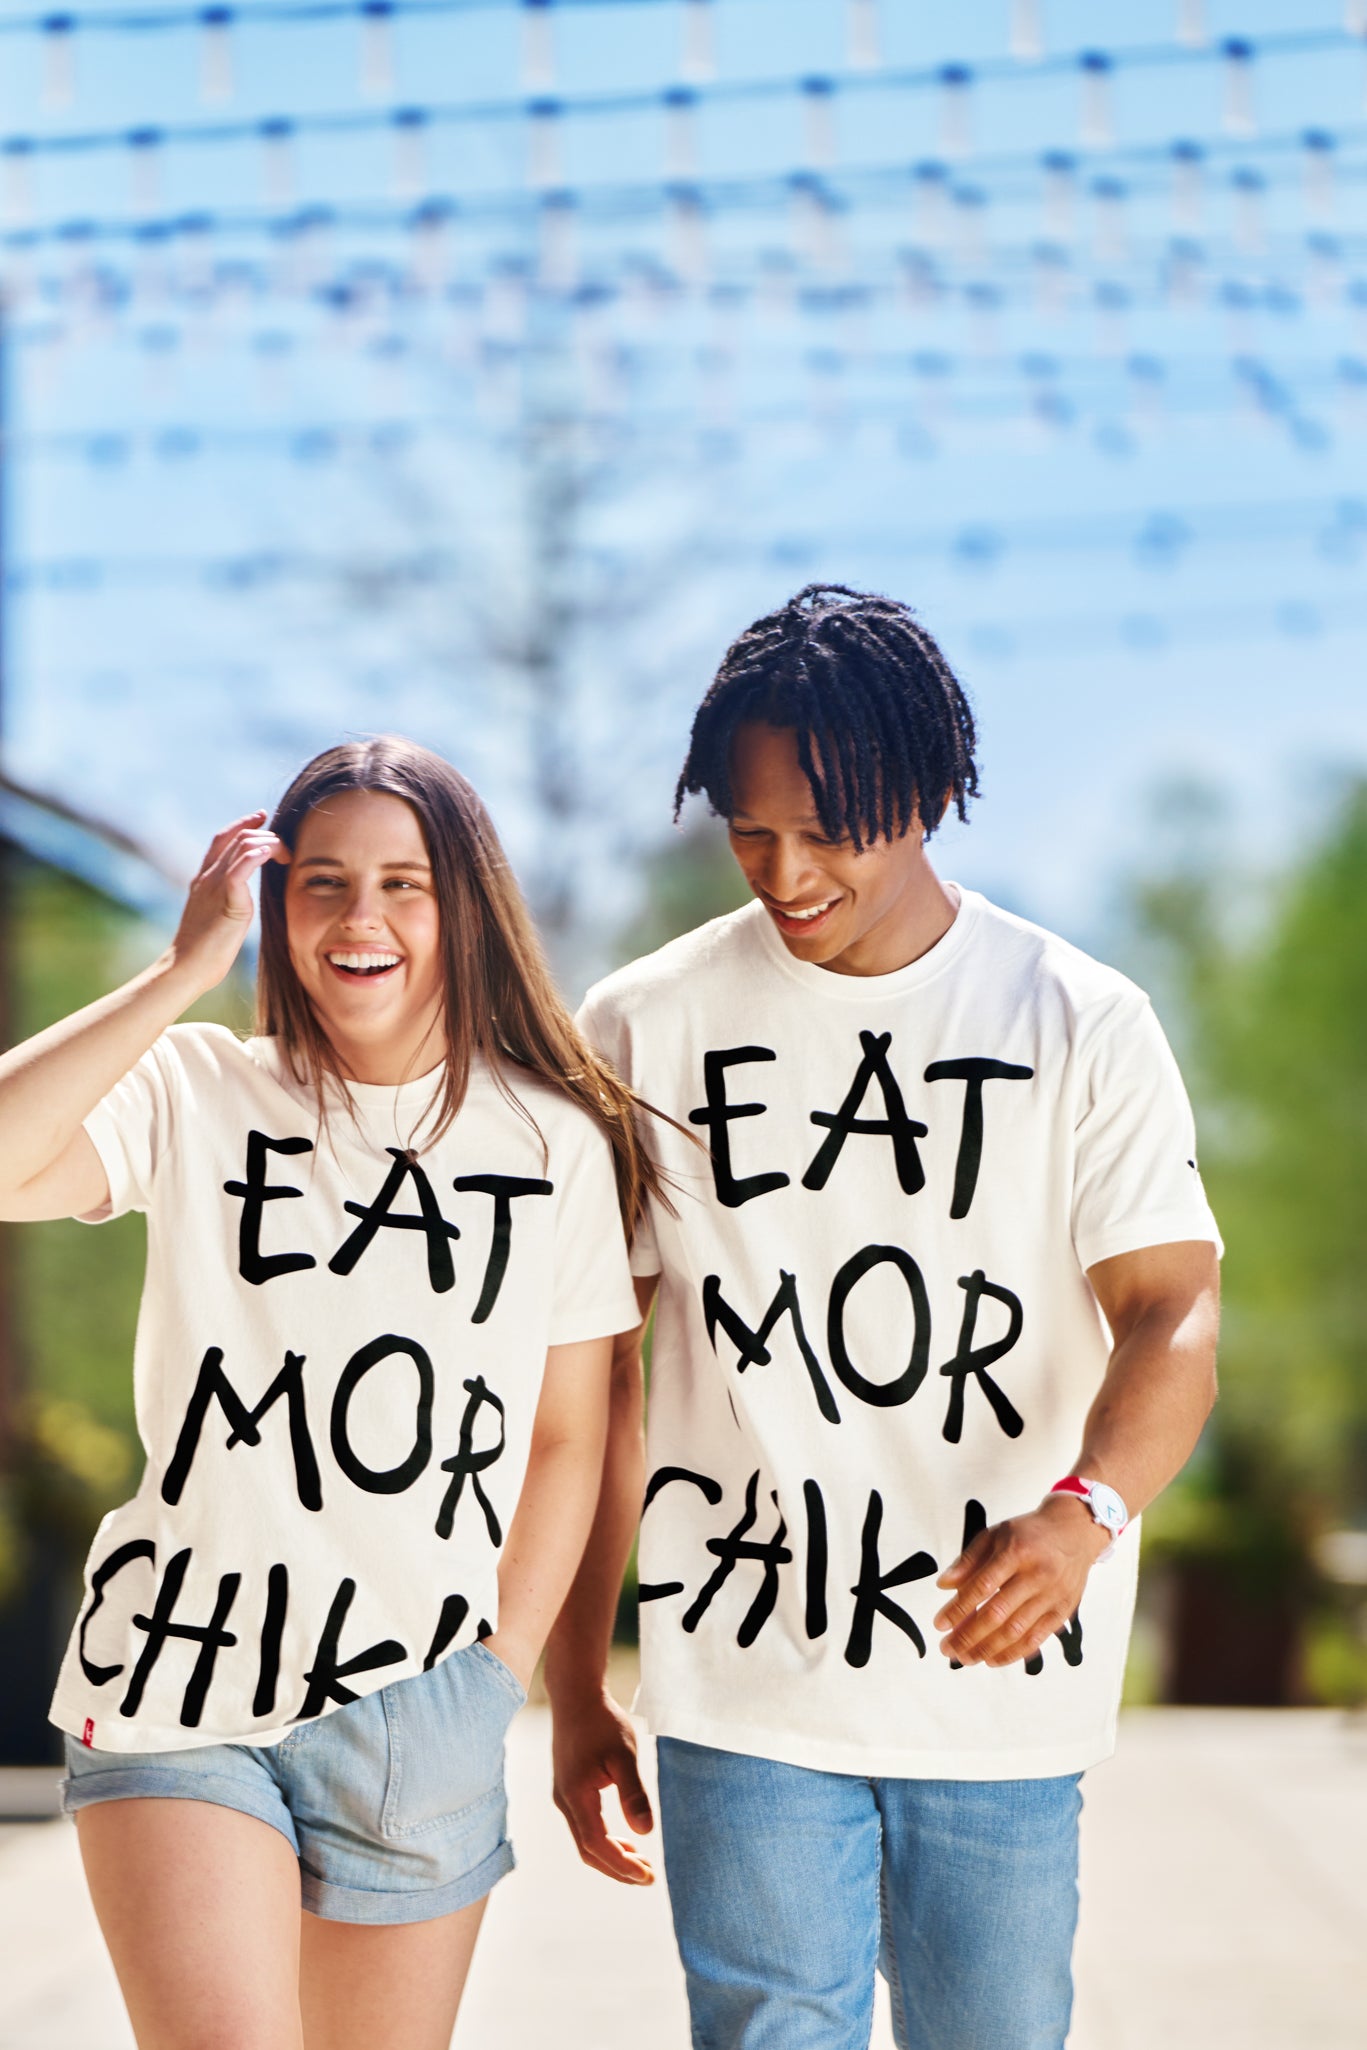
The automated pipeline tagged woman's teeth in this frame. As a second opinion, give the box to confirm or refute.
[327,952,401,976]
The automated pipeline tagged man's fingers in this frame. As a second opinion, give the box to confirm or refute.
[606,1749,655,1834]
[555,1785,654,1885]
[933,1552,1016,1633]
[970,1597,1068,1668]
[934,1528,994,1591]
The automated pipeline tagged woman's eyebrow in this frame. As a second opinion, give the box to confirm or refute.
[294,855,432,871]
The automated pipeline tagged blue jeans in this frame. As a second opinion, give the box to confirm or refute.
[656,1738,1081,2050]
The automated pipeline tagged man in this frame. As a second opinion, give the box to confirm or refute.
[545,584,1220,2050]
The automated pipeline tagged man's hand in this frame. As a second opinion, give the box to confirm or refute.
[551,1691,656,1886]
[933,1494,1111,1667]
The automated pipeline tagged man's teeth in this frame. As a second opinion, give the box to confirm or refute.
[783,901,835,922]
[328,952,401,973]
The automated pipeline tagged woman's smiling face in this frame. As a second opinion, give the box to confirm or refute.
[283,788,444,1078]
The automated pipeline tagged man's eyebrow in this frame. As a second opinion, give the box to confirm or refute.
[295,855,432,871]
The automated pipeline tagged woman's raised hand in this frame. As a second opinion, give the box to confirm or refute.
[171,811,285,996]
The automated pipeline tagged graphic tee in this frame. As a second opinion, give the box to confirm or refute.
[49,1024,639,1754]
[579,892,1221,1780]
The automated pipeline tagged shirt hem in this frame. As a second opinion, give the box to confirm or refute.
[546,1296,645,1345]
[1075,1209,1224,1272]
[637,1700,1118,1781]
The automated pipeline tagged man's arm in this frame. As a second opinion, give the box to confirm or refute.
[933,1239,1220,1667]
[544,1272,659,1885]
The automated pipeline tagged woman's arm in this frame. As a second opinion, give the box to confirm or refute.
[544,1275,659,1885]
[0,813,280,1222]
[482,1328,617,1695]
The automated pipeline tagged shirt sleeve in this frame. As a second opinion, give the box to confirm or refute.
[1071,993,1223,1273]
[80,1037,179,1222]
[547,1117,644,1345]
[575,985,663,1283]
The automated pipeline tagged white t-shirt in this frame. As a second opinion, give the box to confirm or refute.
[49,1023,639,1754]
[579,891,1221,1780]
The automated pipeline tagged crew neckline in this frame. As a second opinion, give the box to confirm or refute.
[747,884,980,999]
[244,1035,453,1111]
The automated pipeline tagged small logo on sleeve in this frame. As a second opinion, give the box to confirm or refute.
[82,1719,95,1748]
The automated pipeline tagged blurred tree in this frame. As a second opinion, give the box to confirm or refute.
[0,855,246,1759]
[614,813,750,966]
[1125,777,1367,1702]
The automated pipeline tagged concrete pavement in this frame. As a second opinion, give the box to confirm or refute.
[1,1709,1364,2049]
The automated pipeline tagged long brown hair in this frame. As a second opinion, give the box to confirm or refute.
[257,736,666,1231]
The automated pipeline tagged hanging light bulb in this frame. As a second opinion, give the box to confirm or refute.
[1302,129,1335,220]
[951,185,988,268]
[41,14,76,112]
[1222,38,1256,137]
[1094,278,1129,359]
[667,183,708,287]
[409,197,455,292]
[789,172,843,272]
[521,0,555,93]
[938,65,972,159]
[1231,166,1266,255]
[1,140,35,229]
[1176,0,1207,46]
[1163,236,1205,310]
[1031,242,1070,317]
[391,107,428,198]
[527,98,564,189]
[1078,51,1113,148]
[664,87,699,179]
[801,78,837,171]
[847,0,881,71]
[199,7,235,104]
[1010,0,1043,61]
[1041,150,1077,241]
[259,117,295,206]
[1306,232,1342,308]
[359,1,396,99]
[538,192,578,292]
[680,0,715,83]
[1091,175,1127,262]
[967,279,1002,359]
[1169,139,1204,229]
[913,160,950,247]
[128,128,163,216]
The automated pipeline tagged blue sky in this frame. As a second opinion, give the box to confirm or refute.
[2,0,1365,985]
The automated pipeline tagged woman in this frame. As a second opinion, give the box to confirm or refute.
[0,738,653,2050]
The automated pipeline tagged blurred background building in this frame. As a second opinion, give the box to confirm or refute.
[1,0,1365,1760]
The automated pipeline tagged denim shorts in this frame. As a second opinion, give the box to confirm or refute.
[60,1641,526,1926]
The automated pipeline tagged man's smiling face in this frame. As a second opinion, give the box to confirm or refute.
[726,721,939,977]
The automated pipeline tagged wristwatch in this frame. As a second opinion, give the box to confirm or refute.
[1050,1475,1128,1554]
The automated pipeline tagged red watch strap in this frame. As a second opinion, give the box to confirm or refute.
[1051,1476,1090,1500]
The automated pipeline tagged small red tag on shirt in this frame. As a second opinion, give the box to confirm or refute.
[82,1719,95,1748]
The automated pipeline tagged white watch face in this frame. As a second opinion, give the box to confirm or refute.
[1088,1483,1128,1534]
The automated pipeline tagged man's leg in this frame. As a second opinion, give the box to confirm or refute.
[874,1773,1082,2050]
[656,1737,881,2050]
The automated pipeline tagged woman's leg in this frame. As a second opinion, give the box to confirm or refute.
[76,1798,304,2050]
[298,1898,488,2050]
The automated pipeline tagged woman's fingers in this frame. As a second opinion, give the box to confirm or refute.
[196,811,269,878]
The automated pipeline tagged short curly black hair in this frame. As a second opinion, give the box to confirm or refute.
[675,583,979,851]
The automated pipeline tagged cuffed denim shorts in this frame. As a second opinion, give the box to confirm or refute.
[60,1641,526,1926]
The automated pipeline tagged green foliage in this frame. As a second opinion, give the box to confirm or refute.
[1127,779,1367,1558]
[615,815,750,963]
[0,859,250,1592]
